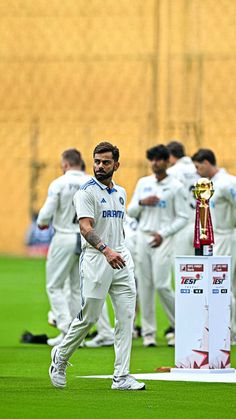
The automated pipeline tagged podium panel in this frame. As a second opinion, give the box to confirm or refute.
[174,256,231,371]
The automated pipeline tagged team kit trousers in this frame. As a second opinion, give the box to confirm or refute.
[58,247,136,377]
[96,301,114,340]
[136,230,175,337]
[46,231,81,334]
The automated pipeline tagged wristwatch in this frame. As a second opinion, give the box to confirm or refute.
[98,243,107,252]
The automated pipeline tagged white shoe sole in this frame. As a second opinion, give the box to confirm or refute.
[111,383,146,391]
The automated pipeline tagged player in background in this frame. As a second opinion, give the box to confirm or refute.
[165,141,199,343]
[192,149,236,344]
[37,149,90,346]
[167,140,198,255]
[128,145,189,347]
[49,141,145,390]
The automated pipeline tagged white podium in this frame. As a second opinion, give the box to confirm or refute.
[172,256,234,373]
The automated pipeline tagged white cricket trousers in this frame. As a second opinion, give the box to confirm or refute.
[46,231,81,334]
[58,248,136,377]
[96,301,114,339]
[136,230,175,337]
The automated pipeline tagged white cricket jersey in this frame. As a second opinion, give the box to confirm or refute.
[37,170,91,233]
[127,174,189,238]
[74,177,127,251]
[210,171,236,234]
[167,156,199,220]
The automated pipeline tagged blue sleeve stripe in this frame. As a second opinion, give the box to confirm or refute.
[81,179,96,190]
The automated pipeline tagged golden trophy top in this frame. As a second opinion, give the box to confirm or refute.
[193,177,214,202]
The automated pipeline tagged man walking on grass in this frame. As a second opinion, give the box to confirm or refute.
[49,141,145,391]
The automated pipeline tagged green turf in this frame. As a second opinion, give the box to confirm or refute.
[0,256,235,419]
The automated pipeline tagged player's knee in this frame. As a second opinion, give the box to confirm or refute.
[156,284,170,294]
[46,283,63,293]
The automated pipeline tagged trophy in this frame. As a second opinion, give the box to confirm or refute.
[193,178,214,256]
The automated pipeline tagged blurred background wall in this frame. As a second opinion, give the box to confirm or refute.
[0,0,236,254]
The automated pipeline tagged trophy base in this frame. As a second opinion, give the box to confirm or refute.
[195,244,213,256]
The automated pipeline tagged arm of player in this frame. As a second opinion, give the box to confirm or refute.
[79,217,126,270]
[37,180,60,228]
[158,184,189,239]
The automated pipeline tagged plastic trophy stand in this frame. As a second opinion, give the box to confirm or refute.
[171,254,234,374]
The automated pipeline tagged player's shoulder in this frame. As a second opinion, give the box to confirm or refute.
[48,175,65,191]
[114,183,126,194]
[136,175,154,186]
[80,177,97,190]
[167,175,186,190]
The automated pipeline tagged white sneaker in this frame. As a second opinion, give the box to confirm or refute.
[47,333,65,347]
[143,334,157,347]
[49,346,71,388]
[112,375,145,391]
[84,335,114,348]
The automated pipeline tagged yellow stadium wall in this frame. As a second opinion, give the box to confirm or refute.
[0,0,236,254]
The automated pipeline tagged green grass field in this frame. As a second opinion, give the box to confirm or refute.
[0,256,235,419]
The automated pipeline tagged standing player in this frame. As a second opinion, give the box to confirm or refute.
[167,140,198,255]
[127,145,189,347]
[164,141,198,344]
[49,141,145,391]
[37,149,90,346]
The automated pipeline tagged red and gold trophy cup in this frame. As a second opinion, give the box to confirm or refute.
[193,178,214,256]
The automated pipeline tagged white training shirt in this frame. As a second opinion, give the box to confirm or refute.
[127,174,189,238]
[167,156,199,221]
[210,171,236,234]
[37,170,91,233]
[74,177,127,251]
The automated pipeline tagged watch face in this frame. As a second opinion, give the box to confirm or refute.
[99,244,106,252]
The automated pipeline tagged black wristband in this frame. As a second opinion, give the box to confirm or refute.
[98,243,107,252]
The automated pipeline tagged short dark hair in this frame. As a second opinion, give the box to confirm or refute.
[146,144,169,161]
[191,149,216,166]
[61,148,82,166]
[93,141,120,162]
[166,141,185,158]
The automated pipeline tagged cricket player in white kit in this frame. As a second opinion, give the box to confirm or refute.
[128,145,189,347]
[37,149,90,345]
[167,141,199,255]
[49,142,145,391]
[192,149,236,341]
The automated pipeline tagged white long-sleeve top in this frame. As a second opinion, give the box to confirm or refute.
[37,170,91,233]
[167,156,199,221]
[210,171,236,234]
[127,174,189,238]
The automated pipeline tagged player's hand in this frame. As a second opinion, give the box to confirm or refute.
[38,224,49,230]
[139,195,160,206]
[102,247,126,269]
[149,233,163,248]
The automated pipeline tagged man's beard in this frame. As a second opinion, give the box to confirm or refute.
[94,168,115,181]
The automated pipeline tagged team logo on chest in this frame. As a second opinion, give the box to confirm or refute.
[119,196,124,205]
